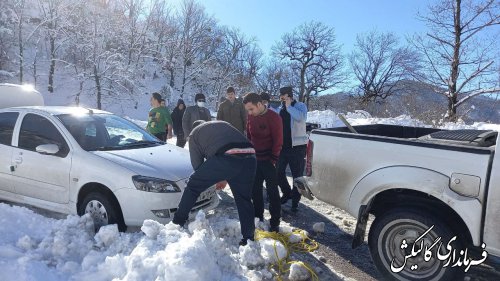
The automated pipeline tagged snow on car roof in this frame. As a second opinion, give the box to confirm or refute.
[1,106,111,115]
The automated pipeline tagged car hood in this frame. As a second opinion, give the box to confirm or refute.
[91,144,193,182]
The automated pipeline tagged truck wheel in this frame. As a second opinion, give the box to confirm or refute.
[78,192,127,232]
[368,208,463,281]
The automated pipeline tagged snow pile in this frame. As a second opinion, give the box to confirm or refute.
[0,203,292,281]
[312,222,325,233]
[258,238,288,264]
[288,262,312,281]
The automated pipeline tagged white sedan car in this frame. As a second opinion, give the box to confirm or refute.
[0,106,218,231]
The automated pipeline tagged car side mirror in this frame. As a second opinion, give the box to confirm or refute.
[35,144,60,155]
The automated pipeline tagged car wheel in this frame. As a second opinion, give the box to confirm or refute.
[368,207,464,281]
[78,192,126,232]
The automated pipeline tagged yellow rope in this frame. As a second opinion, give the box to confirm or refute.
[255,229,320,281]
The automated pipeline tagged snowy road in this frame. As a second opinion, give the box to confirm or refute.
[218,179,500,281]
[2,183,500,281]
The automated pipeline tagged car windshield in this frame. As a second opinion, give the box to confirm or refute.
[57,113,162,151]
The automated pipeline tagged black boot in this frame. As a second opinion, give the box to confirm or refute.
[270,224,280,233]
[239,238,254,246]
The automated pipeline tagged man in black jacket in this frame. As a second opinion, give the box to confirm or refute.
[172,120,257,246]
[182,93,211,137]
[171,99,186,147]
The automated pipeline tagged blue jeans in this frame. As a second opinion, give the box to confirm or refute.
[172,154,257,240]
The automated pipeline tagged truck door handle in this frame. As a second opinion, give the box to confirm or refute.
[14,157,23,164]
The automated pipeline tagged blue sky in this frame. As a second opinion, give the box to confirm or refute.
[173,0,434,56]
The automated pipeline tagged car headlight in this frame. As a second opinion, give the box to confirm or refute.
[132,176,181,193]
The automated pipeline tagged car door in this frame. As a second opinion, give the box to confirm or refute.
[0,112,19,193]
[11,113,72,204]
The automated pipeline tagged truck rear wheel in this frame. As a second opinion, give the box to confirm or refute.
[368,208,464,281]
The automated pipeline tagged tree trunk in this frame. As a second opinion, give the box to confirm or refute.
[181,63,187,98]
[447,0,462,121]
[76,80,83,106]
[33,42,37,86]
[48,36,56,93]
[18,22,23,83]
[94,64,102,109]
[169,68,175,87]
[299,66,306,102]
[447,94,458,121]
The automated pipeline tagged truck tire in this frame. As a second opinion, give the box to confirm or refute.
[78,192,127,232]
[368,208,464,281]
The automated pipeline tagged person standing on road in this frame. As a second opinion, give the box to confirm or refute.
[172,120,257,246]
[182,93,211,137]
[276,86,308,212]
[147,92,173,141]
[171,99,186,147]
[217,86,247,134]
[243,92,283,232]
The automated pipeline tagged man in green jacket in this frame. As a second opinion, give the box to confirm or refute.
[217,86,247,133]
[146,92,173,141]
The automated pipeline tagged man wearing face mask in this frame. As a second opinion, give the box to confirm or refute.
[182,93,212,137]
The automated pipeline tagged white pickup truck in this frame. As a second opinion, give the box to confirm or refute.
[295,124,499,281]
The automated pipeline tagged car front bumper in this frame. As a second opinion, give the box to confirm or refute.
[114,186,219,226]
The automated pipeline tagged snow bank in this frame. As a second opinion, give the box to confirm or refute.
[0,203,284,281]
[307,109,500,131]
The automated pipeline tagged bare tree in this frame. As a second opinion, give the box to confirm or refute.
[12,0,27,83]
[350,30,420,104]
[64,0,138,109]
[0,0,16,74]
[256,59,294,98]
[413,0,500,121]
[209,27,257,108]
[37,0,71,92]
[272,21,345,104]
[177,0,217,96]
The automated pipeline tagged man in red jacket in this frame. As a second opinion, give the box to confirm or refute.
[243,92,283,232]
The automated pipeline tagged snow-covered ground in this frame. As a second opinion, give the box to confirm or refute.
[307,110,500,131]
[0,201,318,281]
[0,110,499,281]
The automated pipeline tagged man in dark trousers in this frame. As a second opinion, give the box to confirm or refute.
[182,93,211,137]
[276,86,308,212]
[172,120,257,246]
[217,86,247,133]
[243,93,283,232]
[171,99,186,147]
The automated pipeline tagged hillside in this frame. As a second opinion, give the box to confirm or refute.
[309,80,500,124]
